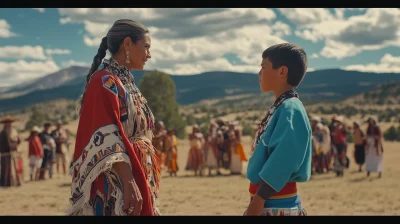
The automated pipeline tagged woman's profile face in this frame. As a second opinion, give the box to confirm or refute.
[127,33,151,70]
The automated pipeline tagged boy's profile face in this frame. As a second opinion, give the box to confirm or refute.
[258,57,282,92]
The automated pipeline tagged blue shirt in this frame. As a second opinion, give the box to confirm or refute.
[246,98,312,208]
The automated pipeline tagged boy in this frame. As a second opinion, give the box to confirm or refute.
[245,43,312,216]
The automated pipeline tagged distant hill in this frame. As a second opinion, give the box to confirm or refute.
[1,66,400,112]
[0,66,89,98]
[307,81,400,123]
[342,81,400,106]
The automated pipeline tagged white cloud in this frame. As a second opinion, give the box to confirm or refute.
[283,8,400,60]
[271,21,292,37]
[59,17,71,24]
[0,45,71,86]
[0,46,71,60]
[141,24,286,75]
[295,29,321,43]
[0,19,16,38]
[58,8,285,75]
[193,8,276,24]
[61,60,90,68]
[0,60,60,86]
[347,8,367,11]
[334,8,346,20]
[311,53,319,59]
[33,8,45,13]
[0,45,47,60]
[83,35,102,47]
[58,8,160,24]
[82,20,111,38]
[320,39,363,59]
[45,48,71,55]
[70,8,277,41]
[343,53,400,73]
[279,8,335,26]
[159,58,259,75]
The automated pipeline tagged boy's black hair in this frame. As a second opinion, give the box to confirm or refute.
[262,43,308,87]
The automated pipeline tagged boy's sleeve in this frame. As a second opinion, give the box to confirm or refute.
[258,104,310,192]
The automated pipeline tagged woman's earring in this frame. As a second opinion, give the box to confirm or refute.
[126,51,130,64]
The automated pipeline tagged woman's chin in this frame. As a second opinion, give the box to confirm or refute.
[132,65,144,71]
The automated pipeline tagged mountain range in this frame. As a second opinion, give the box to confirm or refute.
[1,66,400,112]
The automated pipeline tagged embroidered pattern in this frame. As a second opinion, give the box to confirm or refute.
[102,75,118,95]
[262,207,307,216]
[93,131,106,147]
[251,90,299,152]
[117,86,129,123]
[69,124,130,207]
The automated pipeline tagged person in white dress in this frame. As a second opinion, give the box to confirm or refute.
[365,116,383,178]
[204,122,219,176]
[229,121,247,175]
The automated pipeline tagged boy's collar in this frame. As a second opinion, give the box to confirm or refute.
[273,89,298,106]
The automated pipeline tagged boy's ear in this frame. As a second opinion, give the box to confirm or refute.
[279,66,288,78]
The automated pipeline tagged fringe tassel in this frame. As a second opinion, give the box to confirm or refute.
[109,177,126,216]
[132,140,161,193]
[149,145,161,192]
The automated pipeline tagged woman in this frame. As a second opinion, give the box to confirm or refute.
[311,123,324,174]
[312,123,330,174]
[229,121,247,175]
[353,121,366,172]
[27,126,43,181]
[320,124,331,173]
[365,117,383,178]
[186,125,204,176]
[204,122,219,176]
[0,116,22,187]
[165,129,178,176]
[38,123,56,180]
[67,19,160,216]
[332,116,348,177]
[52,120,69,177]
[152,121,167,170]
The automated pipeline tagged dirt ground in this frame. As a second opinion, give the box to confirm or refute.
[0,127,399,215]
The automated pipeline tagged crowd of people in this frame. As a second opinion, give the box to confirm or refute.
[0,116,71,187]
[152,119,249,177]
[310,114,384,178]
[152,121,179,176]
[0,112,385,188]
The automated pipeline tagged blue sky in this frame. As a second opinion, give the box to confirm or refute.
[1,8,400,87]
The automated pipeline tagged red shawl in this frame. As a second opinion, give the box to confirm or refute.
[70,70,153,216]
[28,135,43,158]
